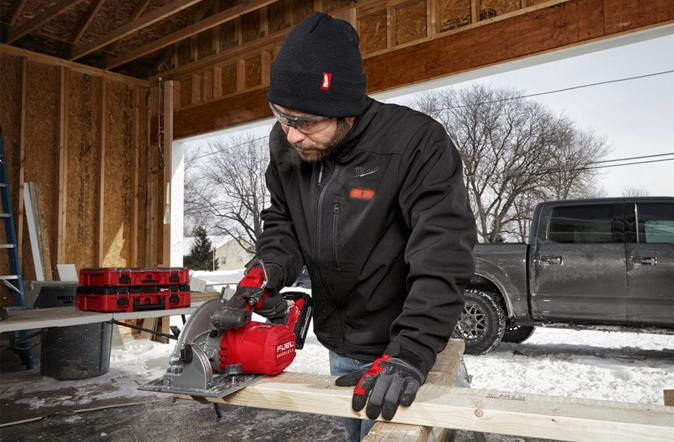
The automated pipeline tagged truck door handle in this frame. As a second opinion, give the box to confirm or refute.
[630,256,657,266]
[539,255,563,266]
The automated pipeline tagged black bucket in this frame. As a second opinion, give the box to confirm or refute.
[36,284,113,380]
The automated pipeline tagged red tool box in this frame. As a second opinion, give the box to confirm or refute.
[79,267,190,287]
[76,285,191,313]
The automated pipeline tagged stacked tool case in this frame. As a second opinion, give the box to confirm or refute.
[76,267,191,312]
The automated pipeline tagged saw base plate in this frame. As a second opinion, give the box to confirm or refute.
[139,373,263,398]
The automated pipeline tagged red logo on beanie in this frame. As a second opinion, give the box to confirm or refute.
[321,72,332,90]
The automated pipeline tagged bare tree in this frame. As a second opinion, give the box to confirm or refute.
[622,186,650,197]
[186,134,270,253]
[412,85,610,242]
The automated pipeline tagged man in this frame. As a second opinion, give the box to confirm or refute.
[248,12,477,442]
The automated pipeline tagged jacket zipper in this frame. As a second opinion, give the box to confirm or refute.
[313,162,346,350]
[332,200,341,268]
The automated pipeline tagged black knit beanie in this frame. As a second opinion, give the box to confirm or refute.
[268,13,367,118]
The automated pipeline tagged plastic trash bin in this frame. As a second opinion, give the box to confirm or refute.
[35,284,112,380]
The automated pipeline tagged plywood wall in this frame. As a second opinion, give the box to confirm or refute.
[0,47,153,306]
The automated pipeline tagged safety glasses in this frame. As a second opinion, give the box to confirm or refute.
[269,102,332,134]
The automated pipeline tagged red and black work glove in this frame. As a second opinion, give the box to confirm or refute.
[243,263,287,321]
[335,354,425,420]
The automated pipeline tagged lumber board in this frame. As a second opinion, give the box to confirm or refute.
[184,372,674,442]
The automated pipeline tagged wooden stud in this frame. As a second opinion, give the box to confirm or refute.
[56,66,69,265]
[236,59,246,92]
[213,66,222,98]
[261,51,271,87]
[471,0,478,24]
[17,58,27,267]
[96,78,106,266]
[161,81,174,267]
[191,73,201,104]
[203,70,213,101]
[426,0,436,37]
[130,86,140,267]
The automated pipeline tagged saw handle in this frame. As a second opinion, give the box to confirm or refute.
[211,296,253,329]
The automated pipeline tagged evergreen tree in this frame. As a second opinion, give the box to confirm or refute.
[189,226,218,270]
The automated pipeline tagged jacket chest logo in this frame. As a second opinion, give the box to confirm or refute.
[353,165,380,178]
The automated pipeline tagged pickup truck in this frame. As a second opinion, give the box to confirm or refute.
[455,197,674,354]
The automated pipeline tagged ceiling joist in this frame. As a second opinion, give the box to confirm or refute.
[106,0,279,69]
[72,0,108,45]
[5,0,88,44]
[69,0,206,61]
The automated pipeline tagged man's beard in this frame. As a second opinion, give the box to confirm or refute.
[292,119,353,163]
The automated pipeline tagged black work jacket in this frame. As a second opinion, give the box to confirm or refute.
[256,97,477,376]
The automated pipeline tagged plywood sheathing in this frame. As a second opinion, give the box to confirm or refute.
[0,48,152,303]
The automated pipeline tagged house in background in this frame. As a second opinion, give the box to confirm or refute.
[214,237,255,271]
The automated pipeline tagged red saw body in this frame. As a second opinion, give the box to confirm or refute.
[140,287,313,398]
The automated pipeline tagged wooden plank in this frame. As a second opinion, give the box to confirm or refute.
[0,299,214,333]
[70,0,205,61]
[8,0,29,26]
[96,78,106,266]
[0,45,150,87]
[130,86,140,267]
[106,0,280,70]
[0,307,113,332]
[161,81,174,266]
[186,372,674,442]
[5,0,88,44]
[17,57,27,267]
[57,66,68,265]
[665,390,674,407]
[72,0,107,45]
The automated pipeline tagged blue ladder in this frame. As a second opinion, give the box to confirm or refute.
[0,126,33,369]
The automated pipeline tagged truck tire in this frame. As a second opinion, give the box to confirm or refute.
[501,324,535,343]
[453,290,506,355]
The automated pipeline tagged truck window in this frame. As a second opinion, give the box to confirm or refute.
[547,204,622,244]
[632,203,674,244]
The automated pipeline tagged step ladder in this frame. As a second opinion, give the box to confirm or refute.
[0,126,33,369]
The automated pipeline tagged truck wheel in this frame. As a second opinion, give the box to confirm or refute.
[453,290,505,355]
[501,324,535,343]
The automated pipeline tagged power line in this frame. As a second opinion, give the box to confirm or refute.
[430,69,674,111]
[465,153,674,179]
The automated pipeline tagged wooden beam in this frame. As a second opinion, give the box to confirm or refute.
[5,0,88,44]
[70,0,205,61]
[0,45,150,87]
[96,78,106,266]
[130,86,140,267]
[185,372,674,442]
[17,58,27,266]
[106,0,280,69]
[8,0,29,27]
[57,67,69,265]
[72,0,107,45]
[161,81,174,266]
